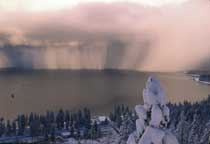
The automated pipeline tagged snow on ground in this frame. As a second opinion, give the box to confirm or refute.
[64,125,122,144]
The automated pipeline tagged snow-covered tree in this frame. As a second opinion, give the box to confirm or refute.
[127,76,179,144]
[199,120,210,144]
[175,111,190,144]
[188,114,200,144]
[119,113,135,141]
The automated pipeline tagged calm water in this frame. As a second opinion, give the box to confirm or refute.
[0,70,209,119]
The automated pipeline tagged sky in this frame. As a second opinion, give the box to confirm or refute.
[0,0,190,11]
[0,0,210,71]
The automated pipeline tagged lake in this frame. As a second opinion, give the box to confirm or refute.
[0,69,209,119]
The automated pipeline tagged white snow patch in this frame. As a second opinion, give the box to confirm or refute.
[138,126,165,144]
[163,131,180,144]
[150,105,163,128]
[135,105,147,120]
[136,118,146,135]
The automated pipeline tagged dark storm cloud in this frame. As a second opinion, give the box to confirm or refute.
[0,0,210,71]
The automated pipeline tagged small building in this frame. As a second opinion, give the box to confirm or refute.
[92,116,110,125]
[61,131,71,138]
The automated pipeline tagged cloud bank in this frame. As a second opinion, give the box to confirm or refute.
[0,0,210,71]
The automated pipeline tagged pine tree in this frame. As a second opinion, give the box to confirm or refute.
[104,118,109,125]
[175,111,190,144]
[70,114,74,128]
[50,125,55,142]
[0,118,5,137]
[188,113,200,144]
[121,104,125,115]
[50,112,55,123]
[199,120,210,144]
[56,109,65,129]
[12,121,16,136]
[6,120,12,136]
[65,110,70,130]
[77,128,80,139]
[83,108,91,129]
[90,125,96,139]
[30,118,39,137]
[116,114,122,128]
[70,126,74,137]
[77,110,82,127]
[120,114,135,140]
[90,121,100,139]
[29,113,34,125]
[109,112,115,122]
[17,115,23,135]
[59,110,65,129]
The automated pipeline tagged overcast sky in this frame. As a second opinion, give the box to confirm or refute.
[0,0,190,11]
[0,0,209,71]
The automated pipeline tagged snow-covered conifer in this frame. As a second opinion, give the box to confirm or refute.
[127,76,179,144]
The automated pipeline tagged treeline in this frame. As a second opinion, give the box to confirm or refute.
[109,104,136,141]
[109,105,132,128]
[0,108,101,142]
[2,97,210,144]
[168,96,210,144]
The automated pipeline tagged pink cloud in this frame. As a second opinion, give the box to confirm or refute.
[0,0,209,71]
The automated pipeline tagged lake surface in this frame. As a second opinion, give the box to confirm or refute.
[0,69,209,119]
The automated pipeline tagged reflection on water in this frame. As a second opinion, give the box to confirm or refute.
[0,70,209,119]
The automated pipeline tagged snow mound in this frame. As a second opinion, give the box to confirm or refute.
[139,126,165,144]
